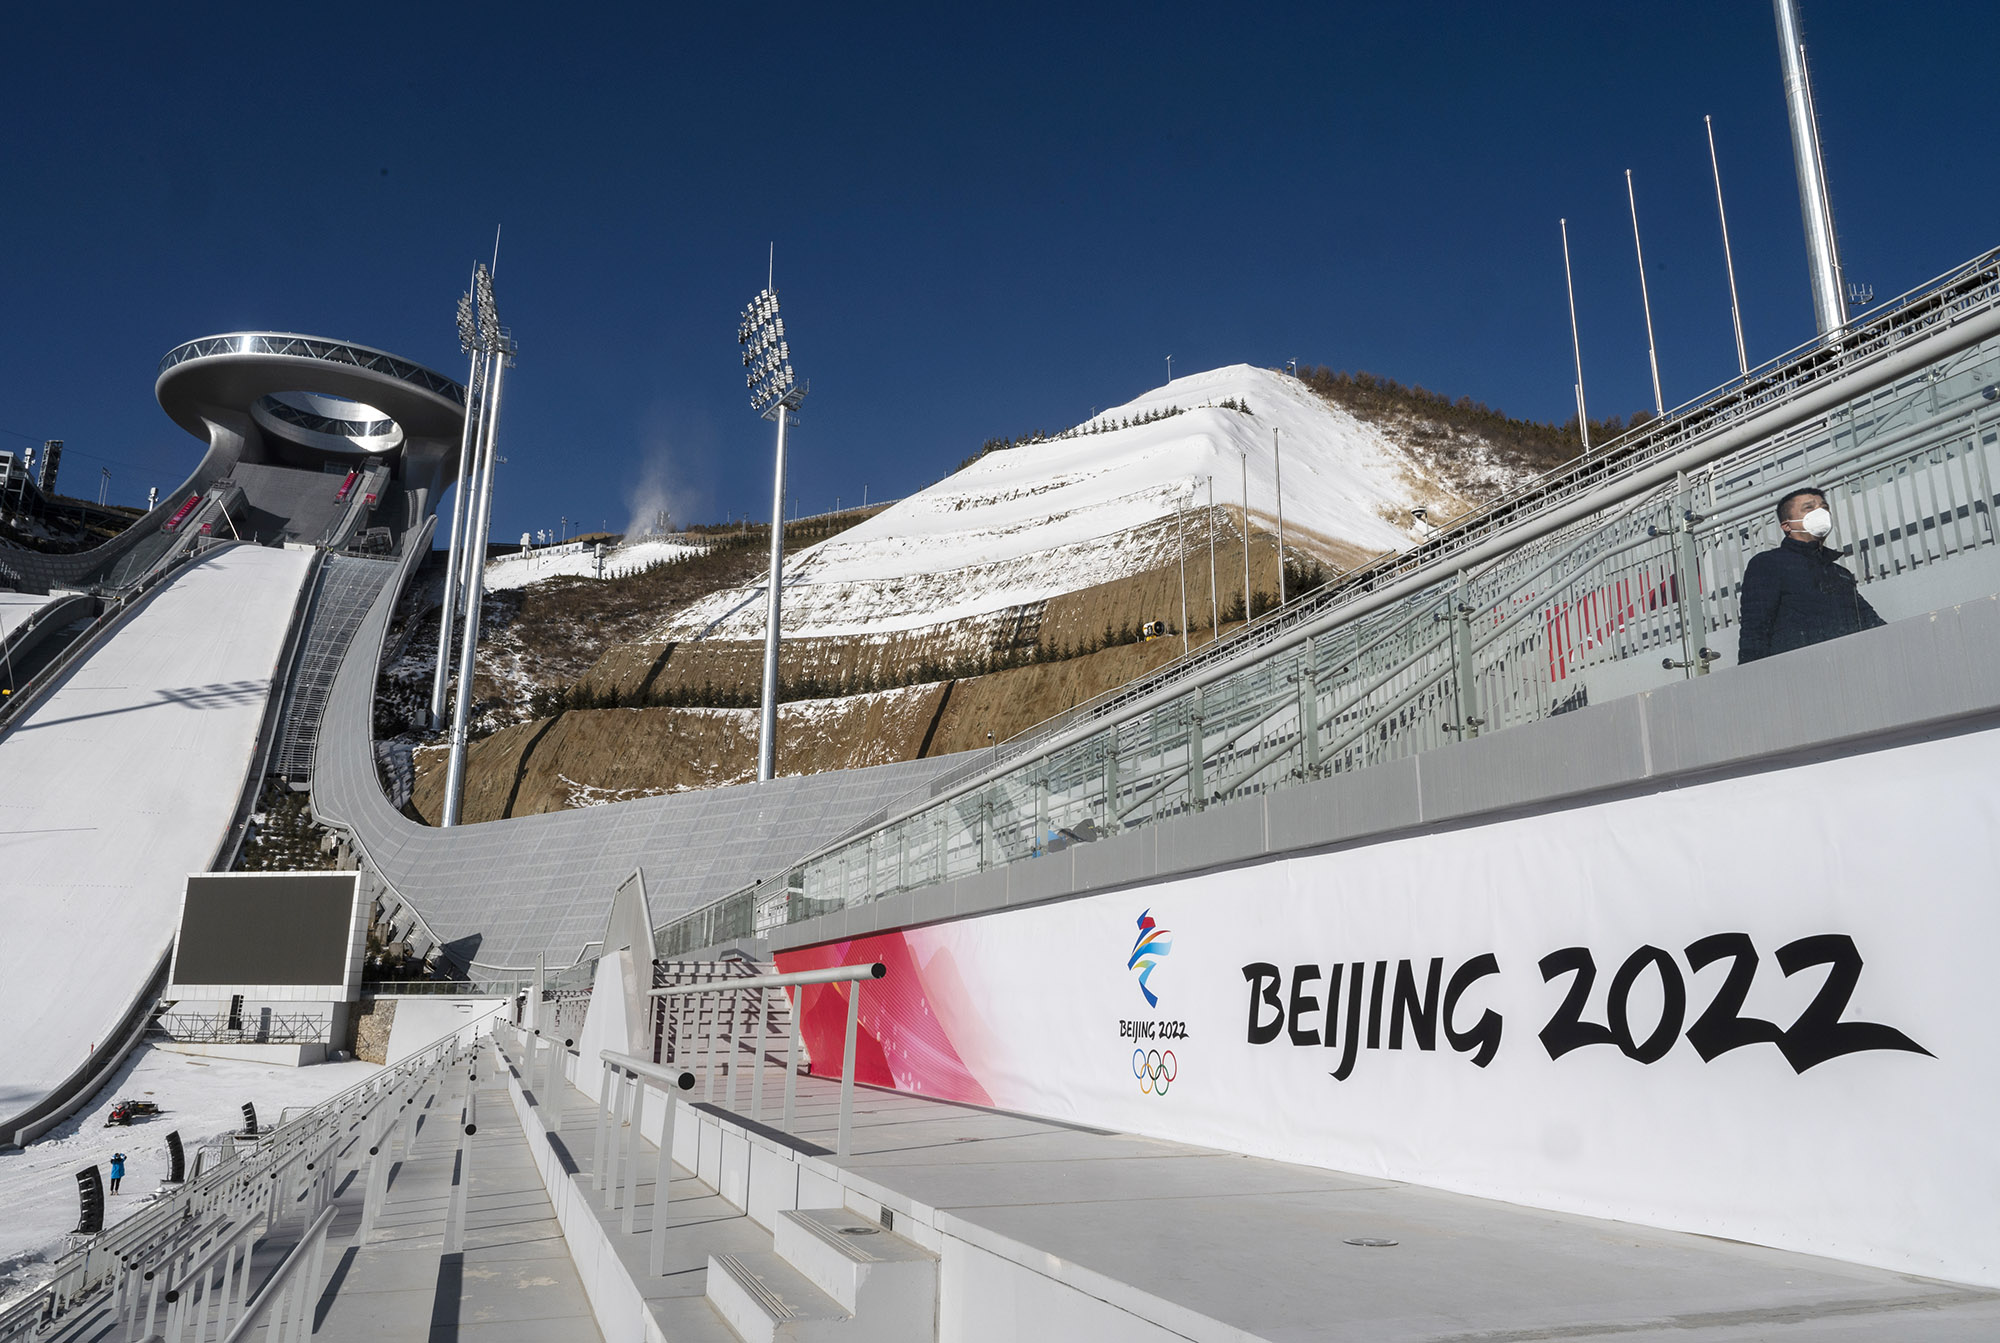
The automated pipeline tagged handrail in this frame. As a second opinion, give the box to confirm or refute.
[217,1204,336,1343]
[581,1045,696,1266]
[598,1048,698,1091]
[648,962,885,996]
[648,962,884,1156]
[159,333,466,408]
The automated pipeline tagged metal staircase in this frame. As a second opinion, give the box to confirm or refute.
[270,555,398,784]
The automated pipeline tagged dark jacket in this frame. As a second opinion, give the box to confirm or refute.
[1737,536,1885,663]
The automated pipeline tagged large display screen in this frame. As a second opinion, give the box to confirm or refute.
[173,873,359,988]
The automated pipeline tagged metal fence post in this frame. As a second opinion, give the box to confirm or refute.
[1102,737,1120,824]
[837,980,862,1158]
[724,988,742,1112]
[1672,475,1713,675]
[592,1061,614,1192]
[1452,571,1483,738]
[1186,695,1206,811]
[650,1072,693,1278]
[749,986,768,1122]
[702,996,717,1102]
[443,1090,475,1255]
[1297,662,1322,776]
[358,1120,392,1246]
[549,1040,570,1133]
[782,986,801,1134]
[620,1078,643,1234]
[602,1069,630,1212]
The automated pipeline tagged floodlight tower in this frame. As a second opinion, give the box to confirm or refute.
[1773,0,1848,338]
[431,277,488,729]
[739,281,807,783]
[441,265,514,827]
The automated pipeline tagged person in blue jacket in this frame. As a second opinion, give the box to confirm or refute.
[108,1152,126,1194]
[1737,487,1884,664]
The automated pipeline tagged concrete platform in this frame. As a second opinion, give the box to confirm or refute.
[509,1043,2000,1342]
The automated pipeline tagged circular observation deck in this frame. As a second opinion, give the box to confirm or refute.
[156,333,465,468]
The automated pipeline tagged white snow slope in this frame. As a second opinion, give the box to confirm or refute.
[0,545,313,1125]
[658,364,1486,644]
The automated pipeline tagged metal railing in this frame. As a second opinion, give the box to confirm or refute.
[215,1206,335,1343]
[592,1050,693,1274]
[651,962,886,1157]
[158,334,466,408]
[0,1013,497,1343]
[650,244,2000,951]
[155,1012,331,1046]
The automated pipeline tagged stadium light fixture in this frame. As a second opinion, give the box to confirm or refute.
[442,261,517,827]
[738,269,809,783]
[431,275,487,731]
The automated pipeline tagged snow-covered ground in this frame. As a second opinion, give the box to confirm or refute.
[482,537,707,592]
[0,1045,379,1305]
[656,364,1492,643]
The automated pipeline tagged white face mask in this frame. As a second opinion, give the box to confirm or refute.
[1795,506,1834,540]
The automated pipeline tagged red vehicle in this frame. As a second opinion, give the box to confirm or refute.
[334,470,359,502]
[163,495,201,531]
[105,1099,160,1126]
[363,492,377,508]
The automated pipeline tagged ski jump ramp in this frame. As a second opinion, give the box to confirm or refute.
[0,544,312,1137]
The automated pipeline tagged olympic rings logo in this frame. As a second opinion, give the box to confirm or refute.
[1133,1048,1177,1095]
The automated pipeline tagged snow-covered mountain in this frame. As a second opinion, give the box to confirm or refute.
[656,364,1515,643]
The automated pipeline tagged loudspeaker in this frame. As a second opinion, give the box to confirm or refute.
[240,1102,258,1137]
[74,1167,104,1234]
[165,1130,185,1184]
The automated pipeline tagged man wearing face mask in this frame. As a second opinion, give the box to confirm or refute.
[1736,487,1884,663]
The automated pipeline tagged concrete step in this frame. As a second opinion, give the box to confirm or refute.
[647,1295,747,1343]
[705,1248,851,1343]
[774,1207,936,1338]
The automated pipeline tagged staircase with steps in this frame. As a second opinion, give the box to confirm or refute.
[707,1206,936,1342]
[269,554,398,783]
[489,1025,941,1343]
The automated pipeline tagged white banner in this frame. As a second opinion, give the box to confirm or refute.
[782,726,2000,1286]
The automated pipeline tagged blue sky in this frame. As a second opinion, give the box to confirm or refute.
[1,2,1992,541]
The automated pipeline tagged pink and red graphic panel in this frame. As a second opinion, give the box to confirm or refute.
[775,929,994,1107]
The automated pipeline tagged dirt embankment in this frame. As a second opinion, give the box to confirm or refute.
[409,631,1202,824]
[574,528,1363,704]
